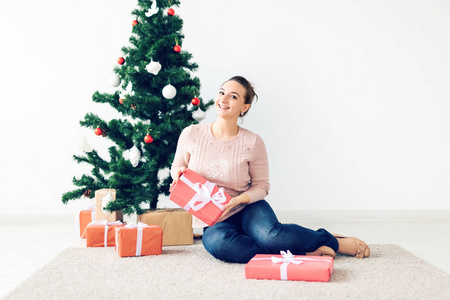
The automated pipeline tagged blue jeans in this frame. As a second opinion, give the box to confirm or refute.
[202,200,339,263]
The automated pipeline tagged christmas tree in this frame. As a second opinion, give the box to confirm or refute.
[62,0,213,215]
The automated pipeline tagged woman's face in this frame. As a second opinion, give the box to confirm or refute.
[215,80,250,119]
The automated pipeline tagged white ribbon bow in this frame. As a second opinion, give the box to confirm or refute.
[271,250,303,280]
[271,250,304,265]
[180,176,227,212]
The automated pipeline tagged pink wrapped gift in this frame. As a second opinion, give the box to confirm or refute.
[169,169,231,226]
[245,250,334,282]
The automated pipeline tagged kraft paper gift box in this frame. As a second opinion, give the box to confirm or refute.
[115,222,163,257]
[95,189,123,222]
[79,206,96,239]
[245,250,334,282]
[86,220,124,247]
[169,169,231,226]
[139,208,193,246]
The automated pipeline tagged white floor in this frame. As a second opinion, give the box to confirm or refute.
[1,210,449,299]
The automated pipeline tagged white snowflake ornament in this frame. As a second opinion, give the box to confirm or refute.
[129,145,141,167]
[146,60,162,75]
[145,1,159,17]
[79,135,93,152]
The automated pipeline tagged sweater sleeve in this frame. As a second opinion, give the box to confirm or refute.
[245,135,270,203]
[170,126,191,181]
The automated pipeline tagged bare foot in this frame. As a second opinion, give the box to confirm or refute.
[306,246,336,258]
[334,234,370,258]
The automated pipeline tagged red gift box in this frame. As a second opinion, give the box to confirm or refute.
[115,222,163,257]
[245,250,334,282]
[169,169,231,226]
[79,207,96,239]
[86,220,124,247]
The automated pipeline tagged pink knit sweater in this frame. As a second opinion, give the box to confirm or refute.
[171,122,270,220]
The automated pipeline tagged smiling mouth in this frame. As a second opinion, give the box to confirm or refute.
[218,104,230,109]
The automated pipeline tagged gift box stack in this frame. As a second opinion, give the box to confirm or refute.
[78,189,123,247]
[78,170,231,252]
[77,188,193,257]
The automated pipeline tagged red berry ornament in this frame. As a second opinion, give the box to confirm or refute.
[191,97,200,106]
[117,57,125,65]
[167,8,175,16]
[144,134,154,144]
[119,98,124,104]
[94,128,102,136]
[173,45,181,53]
[132,20,138,26]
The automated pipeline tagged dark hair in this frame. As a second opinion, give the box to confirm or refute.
[225,76,258,117]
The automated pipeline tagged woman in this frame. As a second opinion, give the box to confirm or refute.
[170,76,370,263]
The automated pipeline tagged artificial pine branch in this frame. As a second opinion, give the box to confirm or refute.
[91,167,109,187]
[62,189,86,204]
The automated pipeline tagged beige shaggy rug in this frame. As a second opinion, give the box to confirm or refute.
[5,244,450,300]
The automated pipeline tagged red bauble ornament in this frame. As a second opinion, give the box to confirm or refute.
[94,127,102,136]
[191,97,200,106]
[167,8,175,16]
[144,134,154,144]
[132,20,138,26]
[119,98,124,104]
[117,57,125,65]
[173,45,181,53]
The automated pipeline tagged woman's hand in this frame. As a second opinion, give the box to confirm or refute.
[214,193,250,224]
[169,166,186,192]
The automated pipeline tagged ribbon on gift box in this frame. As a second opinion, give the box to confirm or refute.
[122,222,153,256]
[87,220,123,247]
[179,176,227,212]
[251,250,333,281]
[89,210,95,222]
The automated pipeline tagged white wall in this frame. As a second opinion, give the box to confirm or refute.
[1,0,449,214]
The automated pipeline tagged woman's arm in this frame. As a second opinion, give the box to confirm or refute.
[244,135,270,203]
[215,193,250,223]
